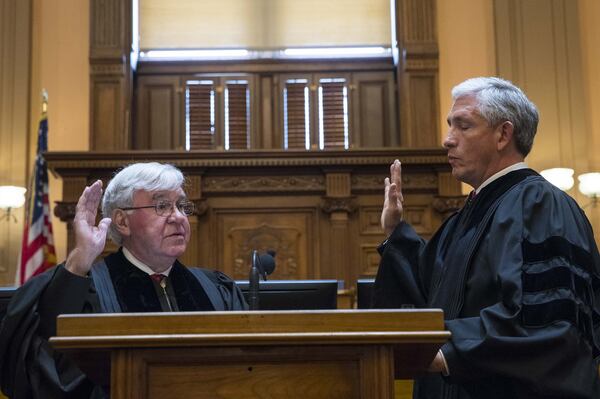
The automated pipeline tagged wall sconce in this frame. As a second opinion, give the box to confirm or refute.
[578,172,600,208]
[540,168,574,191]
[0,185,27,222]
[540,168,600,209]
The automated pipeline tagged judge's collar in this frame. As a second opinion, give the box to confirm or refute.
[475,162,528,194]
[122,247,173,276]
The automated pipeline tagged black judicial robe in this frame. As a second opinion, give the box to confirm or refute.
[374,169,600,399]
[0,249,247,399]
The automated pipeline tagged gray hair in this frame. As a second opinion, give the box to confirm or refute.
[101,162,185,245]
[452,77,539,156]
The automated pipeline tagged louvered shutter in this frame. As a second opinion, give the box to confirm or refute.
[319,78,348,149]
[225,80,250,149]
[284,80,309,149]
[186,81,215,150]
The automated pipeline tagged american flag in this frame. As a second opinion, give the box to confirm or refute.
[16,115,56,285]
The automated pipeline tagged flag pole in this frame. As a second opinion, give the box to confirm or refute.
[16,89,57,285]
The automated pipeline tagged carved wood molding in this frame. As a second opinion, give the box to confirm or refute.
[404,58,439,72]
[394,0,440,148]
[47,149,458,288]
[46,150,455,200]
[351,173,439,191]
[431,196,467,217]
[204,175,326,193]
[90,63,127,75]
[320,197,358,214]
[398,0,437,44]
[228,223,301,280]
[54,201,77,222]
[44,149,449,171]
[192,199,209,217]
[90,0,130,56]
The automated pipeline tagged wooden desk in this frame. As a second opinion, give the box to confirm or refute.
[51,309,450,399]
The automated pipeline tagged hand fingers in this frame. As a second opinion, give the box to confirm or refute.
[391,160,403,202]
[86,180,103,207]
[391,159,401,185]
[388,183,399,206]
[383,177,390,204]
[74,186,91,221]
[75,180,103,224]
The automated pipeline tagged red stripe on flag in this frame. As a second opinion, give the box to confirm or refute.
[17,115,57,285]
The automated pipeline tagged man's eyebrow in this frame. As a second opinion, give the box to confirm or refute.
[447,115,471,125]
[151,192,187,201]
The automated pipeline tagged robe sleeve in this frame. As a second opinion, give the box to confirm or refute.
[442,182,600,397]
[373,221,433,309]
[212,270,249,310]
[0,265,105,399]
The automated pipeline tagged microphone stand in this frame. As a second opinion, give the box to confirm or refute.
[248,250,261,310]
[248,250,276,311]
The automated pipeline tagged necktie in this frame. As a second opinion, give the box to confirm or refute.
[150,273,173,311]
[466,190,477,206]
[150,273,166,287]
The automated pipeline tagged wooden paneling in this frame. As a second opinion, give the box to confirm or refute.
[148,360,360,399]
[51,310,449,398]
[352,72,397,147]
[135,76,182,150]
[406,74,439,147]
[135,68,395,152]
[90,0,126,54]
[88,1,441,152]
[89,0,133,150]
[217,209,314,280]
[90,76,127,150]
[394,0,440,147]
[0,0,30,285]
[46,149,461,291]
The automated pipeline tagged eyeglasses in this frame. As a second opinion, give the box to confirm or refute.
[120,200,195,217]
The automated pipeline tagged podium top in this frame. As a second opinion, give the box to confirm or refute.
[51,309,450,350]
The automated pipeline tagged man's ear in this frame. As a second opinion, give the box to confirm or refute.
[112,209,131,238]
[496,121,515,151]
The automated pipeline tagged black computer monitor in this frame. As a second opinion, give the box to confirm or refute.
[356,278,375,309]
[0,286,17,321]
[236,280,338,310]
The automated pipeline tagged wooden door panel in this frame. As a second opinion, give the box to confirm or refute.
[217,210,316,280]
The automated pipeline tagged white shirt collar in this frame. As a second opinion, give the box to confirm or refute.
[122,247,172,276]
[475,162,528,194]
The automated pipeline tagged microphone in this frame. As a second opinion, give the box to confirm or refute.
[258,251,276,279]
[248,250,276,310]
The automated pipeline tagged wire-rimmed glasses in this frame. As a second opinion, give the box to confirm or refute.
[120,200,195,217]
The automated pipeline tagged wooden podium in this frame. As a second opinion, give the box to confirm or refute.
[50,310,450,399]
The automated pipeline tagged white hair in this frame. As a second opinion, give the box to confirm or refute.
[101,162,185,245]
[452,77,539,156]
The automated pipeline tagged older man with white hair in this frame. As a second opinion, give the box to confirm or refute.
[0,162,247,398]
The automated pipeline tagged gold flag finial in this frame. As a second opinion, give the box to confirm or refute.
[41,89,48,114]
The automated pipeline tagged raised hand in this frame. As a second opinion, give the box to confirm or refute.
[65,180,112,276]
[380,159,404,236]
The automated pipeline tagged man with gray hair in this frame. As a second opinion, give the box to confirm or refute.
[374,77,600,398]
[0,162,247,398]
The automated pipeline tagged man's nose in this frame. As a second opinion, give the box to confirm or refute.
[443,130,456,148]
[168,205,187,221]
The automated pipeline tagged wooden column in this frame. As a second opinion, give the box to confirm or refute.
[321,172,357,288]
[0,0,31,285]
[394,0,440,147]
[89,0,134,150]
